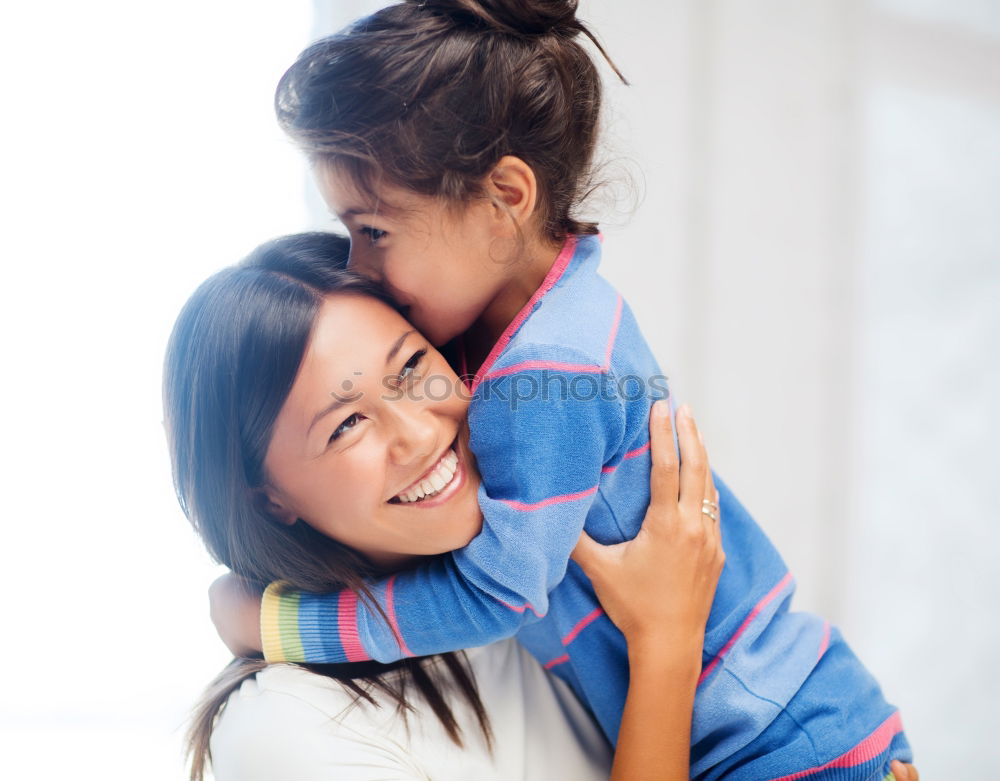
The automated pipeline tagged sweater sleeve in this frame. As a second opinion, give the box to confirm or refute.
[261,345,626,664]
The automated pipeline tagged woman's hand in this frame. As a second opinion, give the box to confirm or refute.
[208,572,264,657]
[572,401,723,656]
[571,400,723,781]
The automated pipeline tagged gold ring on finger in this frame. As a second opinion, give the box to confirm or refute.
[701,507,719,522]
[702,499,719,513]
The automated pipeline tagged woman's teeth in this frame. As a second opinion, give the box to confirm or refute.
[395,449,459,503]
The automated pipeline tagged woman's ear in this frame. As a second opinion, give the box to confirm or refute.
[486,155,539,230]
[256,488,298,526]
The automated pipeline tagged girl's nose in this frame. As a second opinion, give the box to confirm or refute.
[347,250,383,285]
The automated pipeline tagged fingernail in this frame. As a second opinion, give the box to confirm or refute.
[680,404,693,419]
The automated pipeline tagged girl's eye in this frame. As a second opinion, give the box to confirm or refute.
[359,226,387,244]
[399,349,427,384]
[329,413,366,443]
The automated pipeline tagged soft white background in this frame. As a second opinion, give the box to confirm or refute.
[1,1,996,778]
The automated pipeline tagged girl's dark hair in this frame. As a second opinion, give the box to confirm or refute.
[163,232,491,781]
[276,0,625,241]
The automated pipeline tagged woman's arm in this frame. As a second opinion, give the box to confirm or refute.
[572,401,723,781]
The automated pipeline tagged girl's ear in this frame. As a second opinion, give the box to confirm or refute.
[256,488,298,526]
[486,155,539,230]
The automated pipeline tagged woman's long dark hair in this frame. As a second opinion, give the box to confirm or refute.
[163,233,491,781]
[276,0,625,241]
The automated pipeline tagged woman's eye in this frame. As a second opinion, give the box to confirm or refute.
[399,349,427,384]
[359,226,387,244]
[329,413,366,443]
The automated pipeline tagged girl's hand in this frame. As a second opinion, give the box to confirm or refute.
[572,401,724,656]
[208,573,264,658]
[890,760,920,780]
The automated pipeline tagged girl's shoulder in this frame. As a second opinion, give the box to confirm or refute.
[482,235,635,379]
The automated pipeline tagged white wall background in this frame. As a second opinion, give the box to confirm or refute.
[575,0,1000,775]
[0,3,316,779]
[1,1,995,778]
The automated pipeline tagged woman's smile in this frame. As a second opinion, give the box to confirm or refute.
[390,439,464,505]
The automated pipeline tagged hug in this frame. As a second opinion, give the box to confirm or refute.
[164,2,916,779]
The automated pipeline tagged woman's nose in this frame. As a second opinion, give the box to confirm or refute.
[386,401,438,466]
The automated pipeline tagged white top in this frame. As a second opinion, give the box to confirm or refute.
[210,638,612,780]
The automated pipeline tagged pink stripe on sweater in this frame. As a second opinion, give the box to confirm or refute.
[471,236,578,392]
[500,485,598,512]
[769,711,904,781]
[817,620,831,663]
[385,575,414,657]
[603,294,623,369]
[482,360,603,382]
[495,597,545,617]
[562,607,605,646]
[624,441,651,460]
[698,572,794,685]
[601,441,651,474]
[338,590,369,662]
[544,653,570,670]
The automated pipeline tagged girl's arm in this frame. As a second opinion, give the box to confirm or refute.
[572,402,723,781]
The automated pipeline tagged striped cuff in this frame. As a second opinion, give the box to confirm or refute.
[260,581,369,664]
[260,581,303,662]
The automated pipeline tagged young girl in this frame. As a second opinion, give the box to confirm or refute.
[214,2,912,778]
[168,232,725,780]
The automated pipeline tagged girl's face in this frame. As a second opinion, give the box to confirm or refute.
[316,164,514,347]
[262,293,483,571]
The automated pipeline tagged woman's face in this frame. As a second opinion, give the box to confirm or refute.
[263,293,483,571]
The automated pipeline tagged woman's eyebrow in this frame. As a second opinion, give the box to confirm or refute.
[386,330,416,364]
[308,396,350,436]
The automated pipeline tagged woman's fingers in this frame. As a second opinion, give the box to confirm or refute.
[647,398,679,508]
[701,439,721,538]
[571,529,604,574]
[676,405,708,519]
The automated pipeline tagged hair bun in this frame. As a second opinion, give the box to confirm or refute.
[409,0,582,37]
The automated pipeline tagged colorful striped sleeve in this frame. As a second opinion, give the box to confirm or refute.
[260,582,302,663]
[258,345,626,665]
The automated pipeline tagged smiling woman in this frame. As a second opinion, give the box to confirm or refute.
[163,232,624,780]
[261,293,482,570]
[164,233,506,778]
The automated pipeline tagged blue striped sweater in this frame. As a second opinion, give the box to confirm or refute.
[261,235,911,780]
